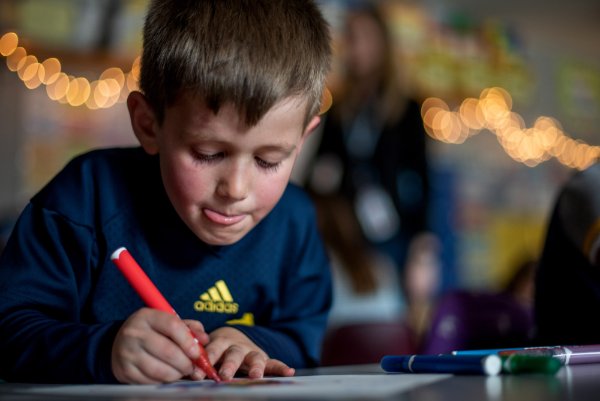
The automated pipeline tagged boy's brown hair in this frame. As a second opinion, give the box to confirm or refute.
[139,0,331,127]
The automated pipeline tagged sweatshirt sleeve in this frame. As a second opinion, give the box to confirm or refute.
[232,201,332,369]
[0,203,121,383]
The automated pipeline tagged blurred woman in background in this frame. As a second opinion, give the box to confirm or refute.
[309,0,431,283]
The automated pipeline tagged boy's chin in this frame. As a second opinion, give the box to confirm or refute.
[195,228,250,246]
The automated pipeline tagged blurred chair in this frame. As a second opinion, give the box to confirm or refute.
[320,321,417,366]
[420,290,534,355]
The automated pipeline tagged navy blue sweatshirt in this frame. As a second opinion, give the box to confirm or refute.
[0,147,332,383]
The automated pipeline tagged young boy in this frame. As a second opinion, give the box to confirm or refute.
[0,0,332,384]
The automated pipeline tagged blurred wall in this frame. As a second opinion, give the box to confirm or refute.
[0,68,22,214]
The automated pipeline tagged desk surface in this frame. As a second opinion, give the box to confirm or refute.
[1,363,598,401]
[305,364,599,401]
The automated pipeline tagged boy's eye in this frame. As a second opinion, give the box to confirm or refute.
[255,157,281,172]
[193,151,224,164]
[192,150,281,172]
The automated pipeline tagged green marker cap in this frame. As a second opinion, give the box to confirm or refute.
[501,354,562,375]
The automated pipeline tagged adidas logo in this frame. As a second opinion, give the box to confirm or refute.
[194,280,239,314]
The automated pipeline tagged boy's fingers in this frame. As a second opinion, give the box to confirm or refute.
[151,313,201,361]
[183,319,205,331]
[113,361,147,384]
[125,310,199,377]
[244,351,268,379]
[114,348,188,384]
[189,365,207,381]
[263,359,295,377]
[218,345,247,380]
[184,320,210,345]
[204,335,232,365]
[137,356,189,383]
[144,337,196,377]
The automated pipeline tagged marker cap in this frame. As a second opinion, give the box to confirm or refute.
[501,354,562,374]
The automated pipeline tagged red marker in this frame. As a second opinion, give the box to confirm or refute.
[111,247,221,382]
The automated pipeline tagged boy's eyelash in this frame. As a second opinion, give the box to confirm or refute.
[255,158,281,172]
[193,152,224,164]
[193,151,281,172]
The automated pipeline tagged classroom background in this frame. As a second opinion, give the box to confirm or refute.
[0,0,599,358]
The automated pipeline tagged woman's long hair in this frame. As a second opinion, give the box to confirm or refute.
[333,1,408,126]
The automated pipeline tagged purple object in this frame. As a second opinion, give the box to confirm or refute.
[421,290,534,354]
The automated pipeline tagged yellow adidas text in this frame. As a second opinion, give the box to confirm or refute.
[194,300,239,314]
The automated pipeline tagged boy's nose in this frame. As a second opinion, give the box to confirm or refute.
[216,164,250,201]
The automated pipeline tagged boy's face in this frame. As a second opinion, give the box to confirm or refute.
[130,92,319,246]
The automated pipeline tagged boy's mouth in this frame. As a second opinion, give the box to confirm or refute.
[203,208,246,226]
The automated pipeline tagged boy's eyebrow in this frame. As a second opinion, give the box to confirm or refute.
[255,143,297,156]
[187,133,297,155]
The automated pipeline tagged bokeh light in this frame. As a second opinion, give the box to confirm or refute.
[421,87,600,170]
[1,31,140,110]
[40,58,61,85]
[0,32,19,56]
[2,29,598,171]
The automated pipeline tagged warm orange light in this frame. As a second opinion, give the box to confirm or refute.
[319,87,333,115]
[23,63,43,89]
[131,56,141,80]
[67,77,91,106]
[1,31,142,109]
[92,81,107,108]
[1,30,597,170]
[419,87,599,170]
[459,98,484,130]
[21,61,40,83]
[16,55,37,80]
[47,73,70,101]
[40,58,61,85]
[6,46,26,71]
[0,32,18,56]
[101,67,125,86]
[126,71,138,92]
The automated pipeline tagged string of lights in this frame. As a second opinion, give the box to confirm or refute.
[421,88,600,170]
[1,31,597,170]
[0,32,139,109]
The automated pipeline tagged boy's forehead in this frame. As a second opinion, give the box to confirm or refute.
[163,92,310,140]
[170,91,310,127]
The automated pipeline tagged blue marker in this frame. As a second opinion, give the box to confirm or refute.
[381,354,502,376]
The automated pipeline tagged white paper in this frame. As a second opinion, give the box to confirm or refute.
[23,374,450,399]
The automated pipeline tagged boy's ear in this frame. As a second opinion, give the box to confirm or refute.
[127,91,160,155]
[303,115,322,138]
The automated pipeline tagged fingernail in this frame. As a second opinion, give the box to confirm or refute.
[189,344,200,358]
[192,367,205,380]
[219,368,232,380]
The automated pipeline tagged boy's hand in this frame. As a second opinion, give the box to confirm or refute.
[111,308,209,384]
[193,326,295,381]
